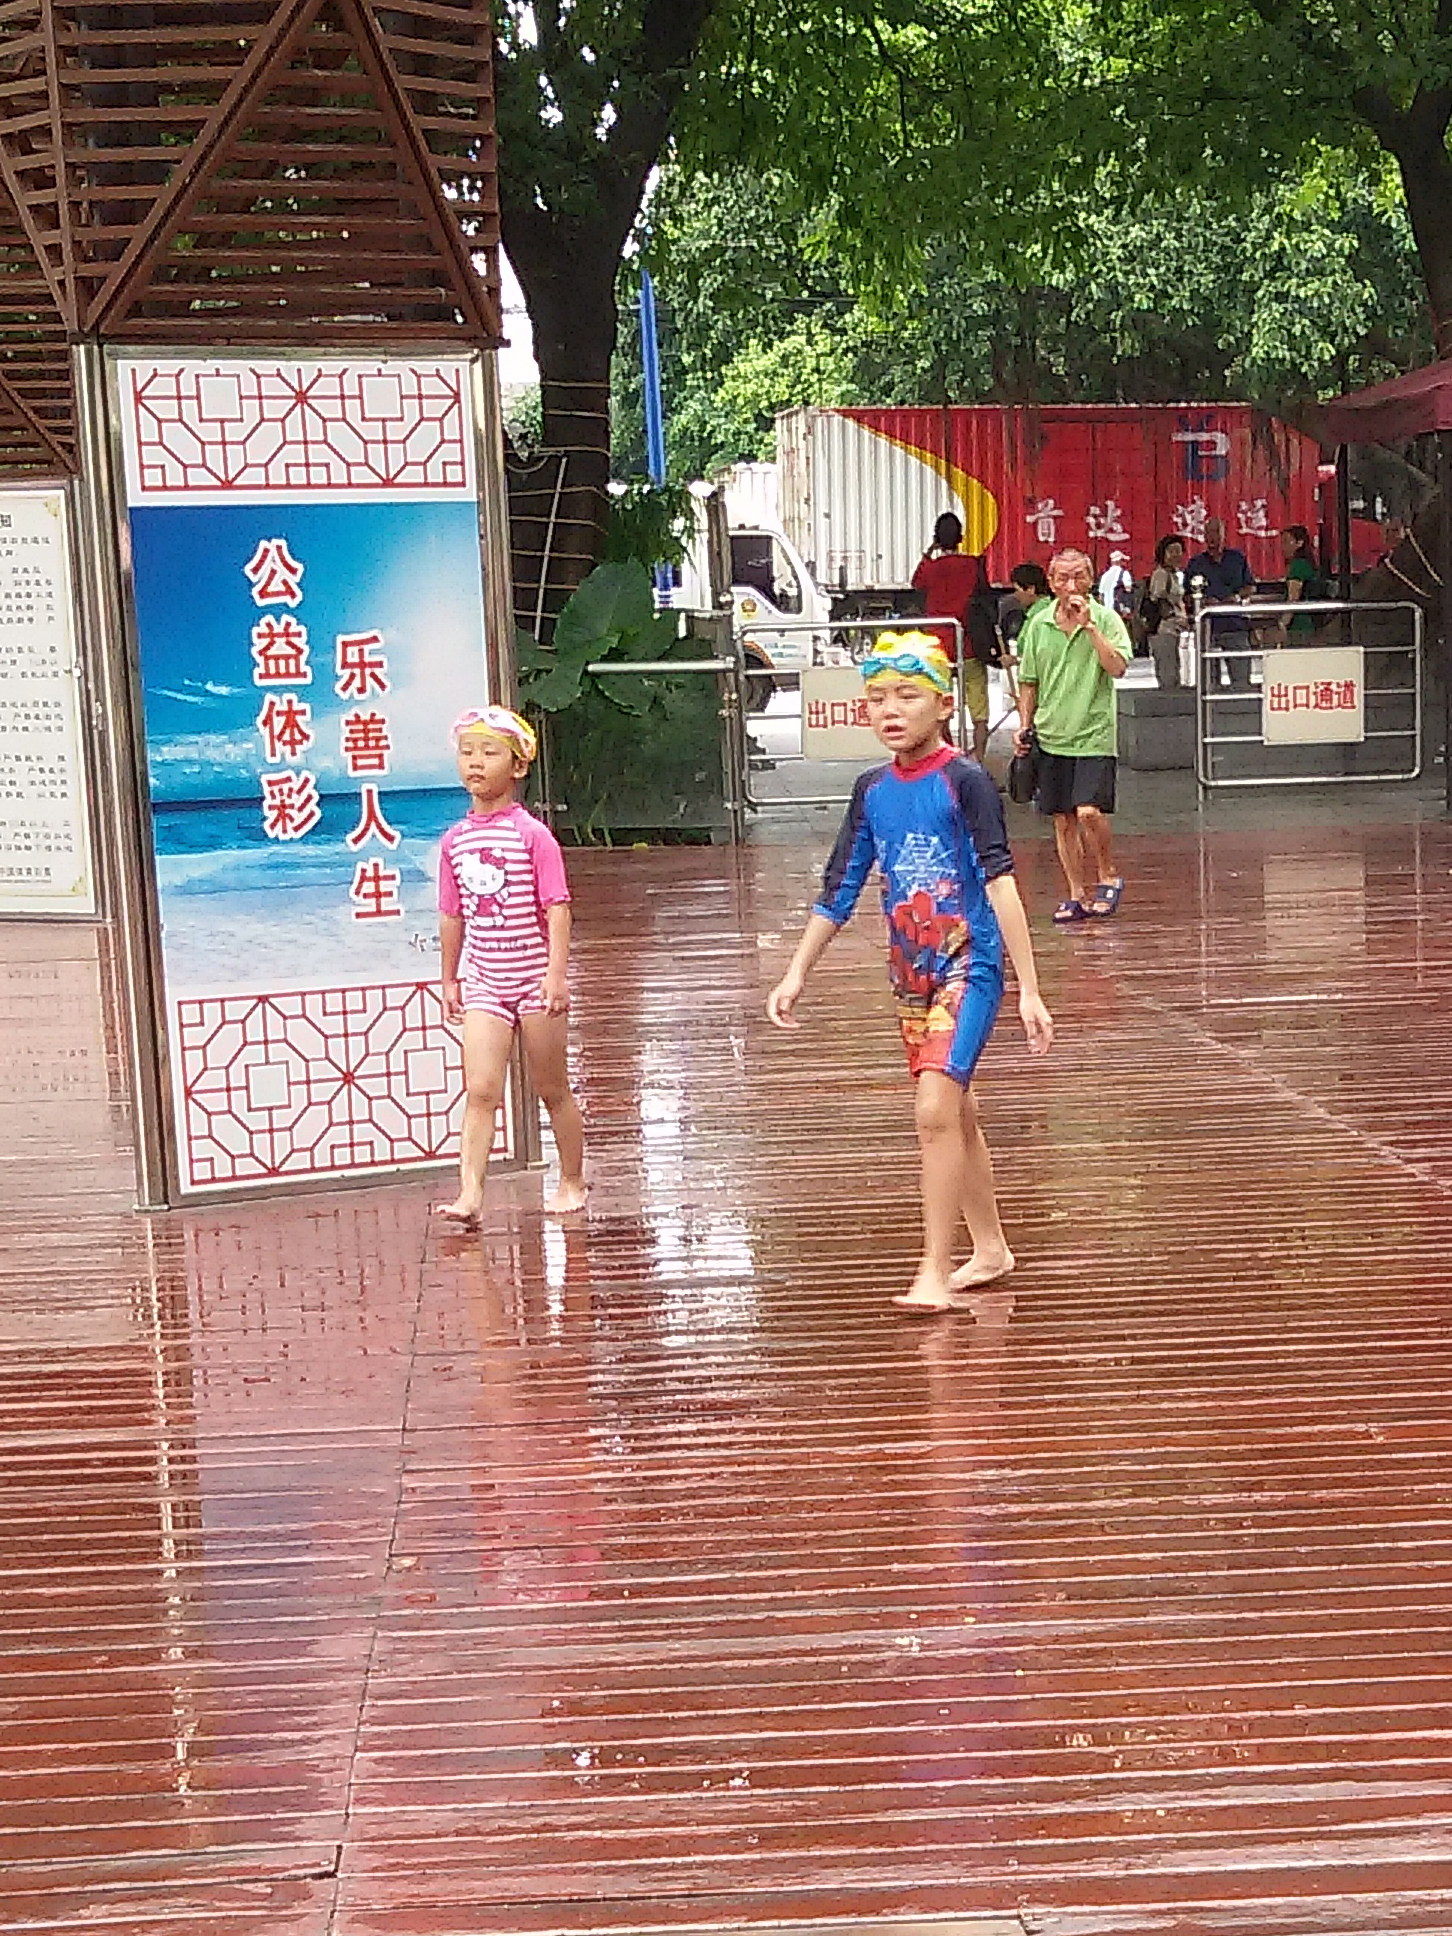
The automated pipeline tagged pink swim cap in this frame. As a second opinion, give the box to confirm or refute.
[451,705,537,764]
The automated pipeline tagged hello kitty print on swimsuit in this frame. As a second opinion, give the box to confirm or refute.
[437,802,571,1023]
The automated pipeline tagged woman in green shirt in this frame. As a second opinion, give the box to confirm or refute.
[1281,524,1324,638]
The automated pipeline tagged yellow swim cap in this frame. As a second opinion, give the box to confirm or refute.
[861,631,955,694]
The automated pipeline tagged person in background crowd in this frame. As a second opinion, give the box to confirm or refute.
[1013,548,1131,924]
[1280,523,1325,638]
[1097,549,1133,616]
[1145,533,1188,689]
[912,511,996,762]
[1183,517,1256,691]
[998,561,1051,655]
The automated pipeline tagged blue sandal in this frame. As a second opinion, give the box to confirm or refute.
[1088,879,1124,917]
[1053,898,1091,924]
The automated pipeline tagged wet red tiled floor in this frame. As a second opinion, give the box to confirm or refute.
[4,813,1452,1934]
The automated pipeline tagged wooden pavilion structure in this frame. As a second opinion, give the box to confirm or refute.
[0,0,503,471]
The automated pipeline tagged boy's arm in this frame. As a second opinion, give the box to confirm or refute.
[440,913,465,1022]
[766,913,839,1028]
[767,773,877,1029]
[985,875,1053,1055]
[541,902,572,1014]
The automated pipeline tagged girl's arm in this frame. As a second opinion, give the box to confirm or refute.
[440,913,465,1023]
[542,903,571,1014]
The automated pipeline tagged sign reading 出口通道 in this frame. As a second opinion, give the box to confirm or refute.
[1260,647,1366,747]
[800,666,886,761]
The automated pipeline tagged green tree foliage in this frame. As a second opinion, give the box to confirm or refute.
[1087,0,1452,348]
[616,161,1427,477]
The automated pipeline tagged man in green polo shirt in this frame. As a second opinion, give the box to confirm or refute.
[1013,547,1131,924]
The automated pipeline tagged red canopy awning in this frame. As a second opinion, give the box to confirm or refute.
[1323,359,1452,445]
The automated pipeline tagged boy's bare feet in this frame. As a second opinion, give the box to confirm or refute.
[545,1177,590,1216]
[949,1245,1015,1290]
[892,1264,972,1314]
[435,1197,482,1228]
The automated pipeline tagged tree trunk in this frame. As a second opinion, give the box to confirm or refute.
[502,210,623,632]
[1355,84,1452,355]
[1393,134,1452,356]
[493,0,720,629]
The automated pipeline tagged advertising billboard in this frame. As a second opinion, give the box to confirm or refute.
[117,355,506,1195]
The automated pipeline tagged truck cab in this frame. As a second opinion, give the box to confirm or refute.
[675,494,835,705]
[727,526,831,671]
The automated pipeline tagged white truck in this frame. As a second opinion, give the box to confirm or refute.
[676,464,830,671]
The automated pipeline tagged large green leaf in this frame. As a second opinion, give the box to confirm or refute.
[598,677,654,716]
[626,610,685,661]
[553,561,656,660]
[519,653,587,712]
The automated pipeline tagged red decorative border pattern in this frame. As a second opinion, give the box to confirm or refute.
[173,980,507,1190]
[126,361,472,498]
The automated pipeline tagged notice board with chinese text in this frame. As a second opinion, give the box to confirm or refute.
[0,487,95,916]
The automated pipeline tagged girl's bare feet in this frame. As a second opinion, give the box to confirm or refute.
[544,1176,590,1216]
[892,1264,972,1314]
[949,1245,1015,1290]
[435,1197,482,1227]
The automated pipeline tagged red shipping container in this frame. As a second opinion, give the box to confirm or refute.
[776,403,1321,587]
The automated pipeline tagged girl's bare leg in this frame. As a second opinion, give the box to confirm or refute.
[949,1083,1015,1289]
[519,1009,588,1213]
[894,1072,972,1311]
[438,1011,514,1223]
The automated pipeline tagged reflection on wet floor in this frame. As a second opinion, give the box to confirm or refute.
[3,814,1452,1934]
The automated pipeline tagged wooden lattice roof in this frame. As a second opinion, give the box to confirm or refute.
[0,0,501,471]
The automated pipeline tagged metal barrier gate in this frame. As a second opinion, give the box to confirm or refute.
[735,616,968,810]
[581,655,748,842]
[1194,599,1422,790]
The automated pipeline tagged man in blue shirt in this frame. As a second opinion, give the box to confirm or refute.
[1184,516,1257,690]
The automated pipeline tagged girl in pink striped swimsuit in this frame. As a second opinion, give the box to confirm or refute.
[436,708,587,1225]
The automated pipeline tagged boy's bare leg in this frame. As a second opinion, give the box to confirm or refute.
[950,1083,1015,1288]
[1052,811,1089,904]
[519,1009,588,1214]
[894,1072,972,1311]
[1077,805,1119,891]
[438,1011,514,1223]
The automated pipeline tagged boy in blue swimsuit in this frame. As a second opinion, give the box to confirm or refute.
[767,633,1053,1311]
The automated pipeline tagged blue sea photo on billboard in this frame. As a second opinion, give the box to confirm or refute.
[131,498,488,994]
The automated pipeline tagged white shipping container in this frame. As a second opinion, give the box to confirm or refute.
[719,460,779,530]
[777,401,1323,594]
[778,406,947,593]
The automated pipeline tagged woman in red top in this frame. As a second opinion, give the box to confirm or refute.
[912,512,994,762]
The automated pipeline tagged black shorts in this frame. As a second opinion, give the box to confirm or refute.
[1035,750,1117,817]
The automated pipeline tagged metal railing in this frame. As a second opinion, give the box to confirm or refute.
[1193,598,1422,789]
[540,655,747,842]
[735,616,967,811]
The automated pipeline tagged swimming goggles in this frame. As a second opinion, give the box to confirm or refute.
[451,705,538,764]
[860,632,955,694]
